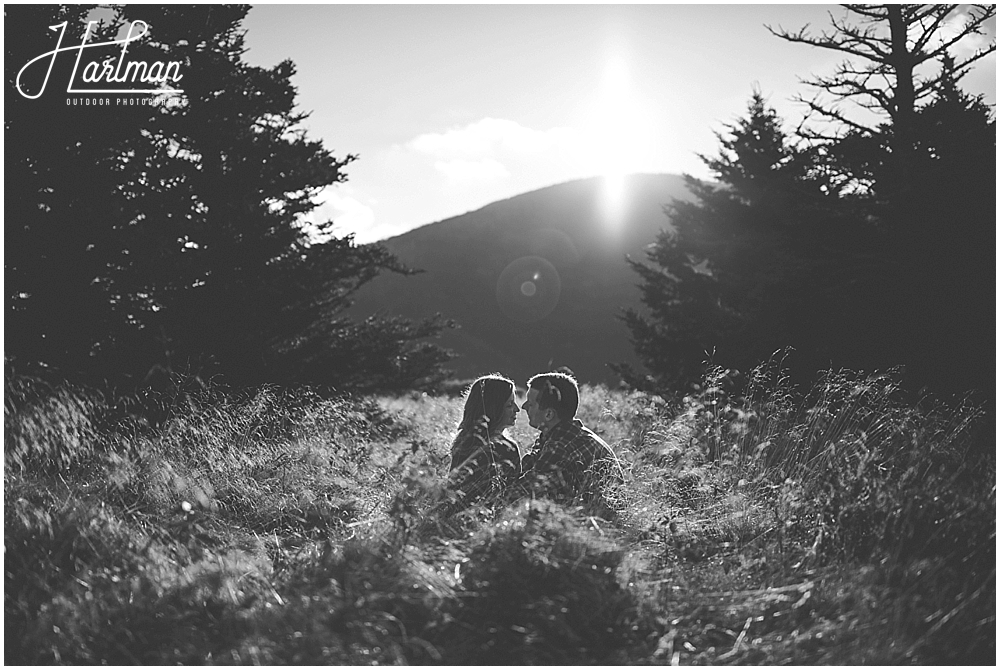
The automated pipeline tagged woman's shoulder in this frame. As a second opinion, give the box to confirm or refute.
[450,427,482,466]
[493,432,520,454]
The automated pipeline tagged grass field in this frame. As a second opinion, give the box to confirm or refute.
[5,361,995,664]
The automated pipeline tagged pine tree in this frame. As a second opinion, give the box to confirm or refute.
[621,78,994,394]
[864,63,996,392]
[617,93,876,392]
[5,5,452,391]
[620,7,995,395]
[771,4,996,393]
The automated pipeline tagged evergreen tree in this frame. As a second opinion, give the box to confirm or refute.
[621,80,993,395]
[837,63,996,392]
[7,5,137,379]
[6,5,452,391]
[617,93,877,391]
[770,5,996,393]
[621,7,995,395]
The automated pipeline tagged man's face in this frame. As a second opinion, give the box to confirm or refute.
[524,388,549,430]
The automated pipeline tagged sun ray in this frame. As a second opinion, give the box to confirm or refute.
[594,56,634,230]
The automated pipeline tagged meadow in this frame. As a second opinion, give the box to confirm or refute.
[5,360,995,664]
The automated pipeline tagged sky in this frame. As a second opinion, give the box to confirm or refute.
[241,4,996,244]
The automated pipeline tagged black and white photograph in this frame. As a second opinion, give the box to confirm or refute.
[6,3,995,664]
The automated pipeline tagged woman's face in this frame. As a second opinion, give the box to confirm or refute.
[496,391,519,430]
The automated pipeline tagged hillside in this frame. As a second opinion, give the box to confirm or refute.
[348,173,695,386]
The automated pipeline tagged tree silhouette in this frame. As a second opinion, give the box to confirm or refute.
[617,93,878,391]
[621,72,993,394]
[767,4,995,212]
[769,6,995,393]
[846,64,996,392]
[6,5,452,391]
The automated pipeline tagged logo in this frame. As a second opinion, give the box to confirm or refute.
[16,20,185,99]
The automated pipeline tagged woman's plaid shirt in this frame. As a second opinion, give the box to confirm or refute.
[448,429,521,506]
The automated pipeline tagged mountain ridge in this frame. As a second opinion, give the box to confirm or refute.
[348,173,695,386]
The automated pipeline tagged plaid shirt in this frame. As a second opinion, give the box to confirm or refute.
[518,419,619,502]
[448,429,521,507]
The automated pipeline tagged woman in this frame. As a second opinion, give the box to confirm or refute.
[448,374,521,506]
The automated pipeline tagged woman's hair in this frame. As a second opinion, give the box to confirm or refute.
[449,374,515,473]
[457,373,515,434]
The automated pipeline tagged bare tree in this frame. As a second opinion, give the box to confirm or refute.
[768,5,995,139]
[768,5,995,209]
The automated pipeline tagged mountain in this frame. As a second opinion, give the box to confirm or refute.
[347,173,695,386]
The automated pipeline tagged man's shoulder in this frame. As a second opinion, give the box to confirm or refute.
[567,421,623,483]
[566,419,610,448]
[541,420,608,462]
[531,419,611,461]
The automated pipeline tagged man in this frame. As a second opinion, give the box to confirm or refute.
[515,371,622,503]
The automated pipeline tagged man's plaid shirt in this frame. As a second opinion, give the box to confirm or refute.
[518,419,620,502]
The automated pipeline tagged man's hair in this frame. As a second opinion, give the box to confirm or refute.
[527,371,579,422]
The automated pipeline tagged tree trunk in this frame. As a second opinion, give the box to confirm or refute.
[886,5,916,227]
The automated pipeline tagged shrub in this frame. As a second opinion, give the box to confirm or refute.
[439,499,646,664]
[254,538,452,664]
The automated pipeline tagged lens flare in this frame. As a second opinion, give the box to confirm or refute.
[496,256,561,322]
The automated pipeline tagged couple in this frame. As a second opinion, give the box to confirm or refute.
[447,371,620,508]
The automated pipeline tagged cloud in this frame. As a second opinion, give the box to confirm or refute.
[301,188,376,241]
[924,8,996,58]
[434,157,510,183]
[409,117,575,158]
[405,118,580,183]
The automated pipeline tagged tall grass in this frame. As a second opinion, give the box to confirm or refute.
[4,361,994,664]
[619,357,994,663]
